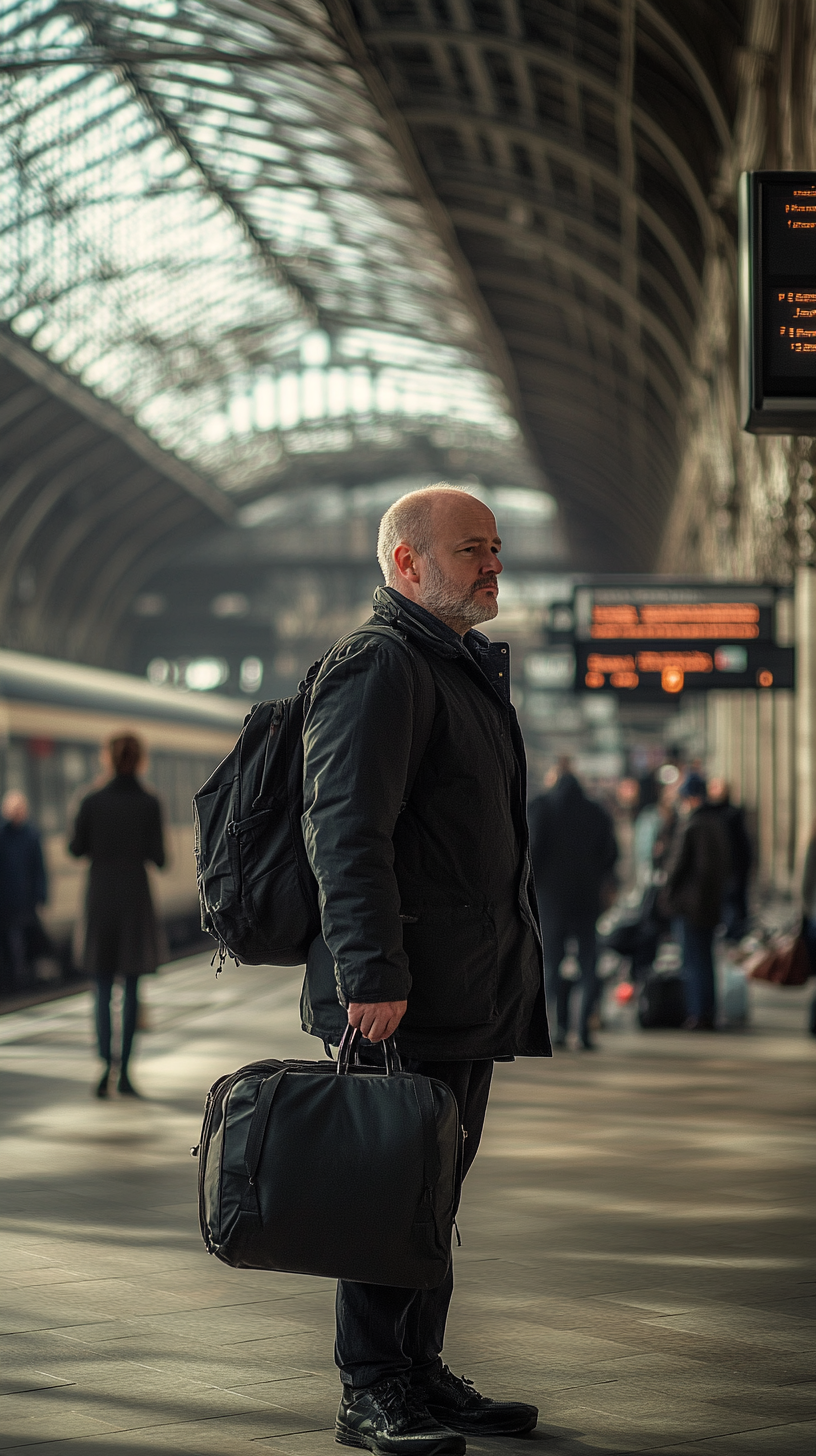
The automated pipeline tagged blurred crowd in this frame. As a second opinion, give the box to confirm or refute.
[529,756,815,1042]
[3,740,815,1048]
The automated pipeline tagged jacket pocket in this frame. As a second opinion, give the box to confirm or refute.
[400,902,499,1029]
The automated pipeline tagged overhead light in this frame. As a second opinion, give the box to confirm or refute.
[184,659,228,691]
[240,657,263,694]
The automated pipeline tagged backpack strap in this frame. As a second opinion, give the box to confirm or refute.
[402,643,435,808]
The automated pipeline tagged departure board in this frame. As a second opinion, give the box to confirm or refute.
[573,582,794,697]
[740,171,816,433]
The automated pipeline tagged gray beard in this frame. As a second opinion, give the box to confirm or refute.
[418,554,499,630]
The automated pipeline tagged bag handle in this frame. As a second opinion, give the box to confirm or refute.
[337,1025,402,1076]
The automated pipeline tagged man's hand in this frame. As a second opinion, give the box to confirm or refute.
[347,1000,407,1043]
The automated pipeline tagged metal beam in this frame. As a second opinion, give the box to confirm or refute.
[320,0,537,462]
[0,327,234,522]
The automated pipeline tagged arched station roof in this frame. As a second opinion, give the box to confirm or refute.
[324,0,745,568]
[0,0,746,671]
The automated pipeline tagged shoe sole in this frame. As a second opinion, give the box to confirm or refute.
[336,1422,465,1455]
[426,1411,538,1437]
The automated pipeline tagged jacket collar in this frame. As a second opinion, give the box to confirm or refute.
[372,587,511,706]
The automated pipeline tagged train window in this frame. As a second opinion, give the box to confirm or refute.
[147,752,176,824]
[1,739,223,833]
[147,752,219,825]
[0,742,27,797]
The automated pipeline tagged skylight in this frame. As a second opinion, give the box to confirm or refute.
[0,0,526,495]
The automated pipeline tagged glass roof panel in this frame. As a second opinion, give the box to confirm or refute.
[0,0,528,495]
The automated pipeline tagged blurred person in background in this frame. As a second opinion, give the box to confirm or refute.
[633,772,679,889]
[0,791,48,996]
[707,777,753,942]
[661,773,730,1030]
[69,734,165,1098]
[529,758,618,1049]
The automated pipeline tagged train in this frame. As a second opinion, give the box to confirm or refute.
[0,649,247,991]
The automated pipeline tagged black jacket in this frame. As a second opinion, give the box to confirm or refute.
[662,806,731,931]
[300,587,550,1060]
[528,774,618,920]
[69,775,165,979]
[0,819,47,919]
[708,799,752,896]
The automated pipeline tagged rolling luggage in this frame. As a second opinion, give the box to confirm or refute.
[193,1029,462,1289]
[637,971,686,1028]
[721,965,749,1026]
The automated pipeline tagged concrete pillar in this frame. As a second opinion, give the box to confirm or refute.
[774,691,795,890]
[757,689,775,887]
[728,694,744,804]
[795,564,816,870]
[707,692,728,776]
[742,691,758,810]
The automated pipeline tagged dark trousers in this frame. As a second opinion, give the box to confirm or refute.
[335,1058,493,1390]
[677,920,716,1022]
[0,913,32,995]
[95,976,139,1070]
[540,913,598,1042]
[721,889,749,943]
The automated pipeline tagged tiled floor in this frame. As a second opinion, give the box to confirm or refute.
[0,959,814,1454]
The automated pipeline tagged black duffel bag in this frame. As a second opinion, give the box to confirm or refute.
[637,970,687,1028]
[193,1028,462,1289]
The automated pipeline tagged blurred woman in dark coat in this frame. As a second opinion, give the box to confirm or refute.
[69,733,165,1097]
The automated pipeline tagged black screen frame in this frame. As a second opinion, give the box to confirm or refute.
[740,169,816,433]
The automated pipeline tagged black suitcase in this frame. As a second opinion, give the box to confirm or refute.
[637,972,687,1028]
[193,1029,462,1288]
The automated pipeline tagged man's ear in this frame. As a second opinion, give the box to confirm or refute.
[393,542,421,583]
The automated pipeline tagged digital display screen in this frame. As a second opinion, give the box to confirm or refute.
[588,603,760,640]
[762,181,816,395]
[572,583,792,695]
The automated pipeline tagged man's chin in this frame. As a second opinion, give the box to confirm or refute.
[468,596,499,624]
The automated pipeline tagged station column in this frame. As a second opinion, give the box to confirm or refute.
[795,564,816,869]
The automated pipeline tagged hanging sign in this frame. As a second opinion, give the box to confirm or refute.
[740,170,816,433]
[573,582,794,696]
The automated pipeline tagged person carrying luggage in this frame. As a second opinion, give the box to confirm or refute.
[69,733,165,1097]
[660,772,730,1030]
[706,777,753,943]
[300,484,549,1455]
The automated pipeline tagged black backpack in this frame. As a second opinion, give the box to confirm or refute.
[194,626,434,967]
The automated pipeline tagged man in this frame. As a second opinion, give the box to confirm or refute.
[301,484,550,1456]
[0,790,48,996]
[528,760,618,1049]
[662,772,730,1030]
[706,777,753,942]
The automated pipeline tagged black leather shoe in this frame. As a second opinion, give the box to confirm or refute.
[94,1068,110,1099]
[413,1362,538,1436]
[336,1378,465,1455]
[117,1072,141,1096]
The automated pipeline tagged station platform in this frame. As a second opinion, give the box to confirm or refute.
[0,959,814,1455]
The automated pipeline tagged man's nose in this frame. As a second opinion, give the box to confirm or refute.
[480,551,502,574]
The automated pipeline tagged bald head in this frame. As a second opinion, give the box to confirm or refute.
[2,791,29,825]
[377,483,503,635]
[377,485,472,584]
